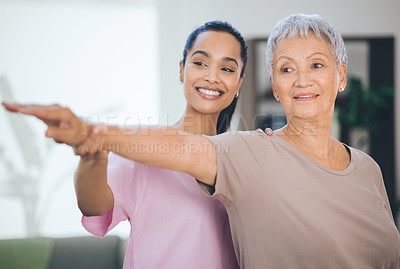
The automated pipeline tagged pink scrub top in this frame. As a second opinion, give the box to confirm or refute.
[82,153,238,269]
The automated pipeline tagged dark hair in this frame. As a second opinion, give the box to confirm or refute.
[182,21,248,134]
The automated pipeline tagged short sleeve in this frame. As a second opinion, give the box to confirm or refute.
[82,152,149,237]
[201,129,268,205]
[370,159,394,221]
[355,149,395,222]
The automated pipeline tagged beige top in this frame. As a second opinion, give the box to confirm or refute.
[200,129,400,269]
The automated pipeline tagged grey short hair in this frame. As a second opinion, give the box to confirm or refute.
[265,14,348,76]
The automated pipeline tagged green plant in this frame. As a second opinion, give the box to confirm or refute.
[337,76,394,132]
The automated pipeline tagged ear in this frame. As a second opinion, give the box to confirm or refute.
[236,74,245,96]
[270,77,279,100]
[179,60,184,83]
[339,63,347,90]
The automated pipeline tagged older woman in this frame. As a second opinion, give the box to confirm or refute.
[3,14,400,268]
[193,14,400,268]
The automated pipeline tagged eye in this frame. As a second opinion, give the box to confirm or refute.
[193,61,206,66]
[312,63,323,69]
[281,67,293,73]
[221,67,235,73]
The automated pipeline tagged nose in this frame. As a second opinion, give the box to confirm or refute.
[294,69,313,88]
[204,66,220,84]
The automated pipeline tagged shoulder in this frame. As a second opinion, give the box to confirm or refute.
[349,146,381,170]
[206,129,271,168]
[223,128,267,137]
[206,128,268,145]
[348,146,384,184]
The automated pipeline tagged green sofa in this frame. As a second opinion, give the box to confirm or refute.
[0,236,125,269]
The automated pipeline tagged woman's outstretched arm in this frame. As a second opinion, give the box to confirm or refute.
[2,103,218,186]
[98,125,217,185]
[3,102,273,216]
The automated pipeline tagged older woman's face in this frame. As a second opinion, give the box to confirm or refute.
[270,34,346,121]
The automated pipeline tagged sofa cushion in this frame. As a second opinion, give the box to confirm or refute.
[48,236,122,269]
[0,237,53,269]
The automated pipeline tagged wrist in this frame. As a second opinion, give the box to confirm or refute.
[80,153,108,162]
[102,125,114,152]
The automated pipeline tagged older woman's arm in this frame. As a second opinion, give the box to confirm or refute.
[2,103,218,186]
[85,123,217,185]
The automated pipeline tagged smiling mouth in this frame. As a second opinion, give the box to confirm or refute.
[196,87,223,96]
[294,94,319,99]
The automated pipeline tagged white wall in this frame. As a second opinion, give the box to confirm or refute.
[0,0,158,238]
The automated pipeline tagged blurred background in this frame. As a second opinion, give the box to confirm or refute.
[0,0,399,242]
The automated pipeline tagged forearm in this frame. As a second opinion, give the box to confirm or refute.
[100,126,216,185]
[74,157,114,216]
[2,102,217,185]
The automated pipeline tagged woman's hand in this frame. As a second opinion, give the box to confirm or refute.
[2,102,114,215]
[265,127,274,136]
[2,102,95,149]
[73,123,109,159]
[2,102,110,159]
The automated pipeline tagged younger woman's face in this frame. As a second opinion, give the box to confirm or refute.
[180,31,244,116]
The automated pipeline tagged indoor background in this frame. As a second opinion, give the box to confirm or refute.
[0,0,399,242]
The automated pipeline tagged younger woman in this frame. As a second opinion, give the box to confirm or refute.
[75,21,246,268]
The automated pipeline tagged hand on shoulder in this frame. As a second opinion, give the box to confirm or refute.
[264,127,274,136]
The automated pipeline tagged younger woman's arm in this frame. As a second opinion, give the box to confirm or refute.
[74,156,114,216]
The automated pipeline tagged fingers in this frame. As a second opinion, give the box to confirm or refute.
[2,102,21,112]
[74,142,108,157]
[18,105,70,124]
[73,124,108,158]
[45,119,88,146]
[79,150,109,160]
[92,123,108,135]
[2,102,61,113]
[264,127,274,136]
[0,102,43,113]
[3,102,86,145]
[2,102,68,126]
[3,102,105,153]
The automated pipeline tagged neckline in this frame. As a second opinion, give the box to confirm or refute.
[269,133,357,176]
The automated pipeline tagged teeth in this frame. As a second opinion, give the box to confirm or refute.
[198,88,221,96]
[296,95,315,98]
